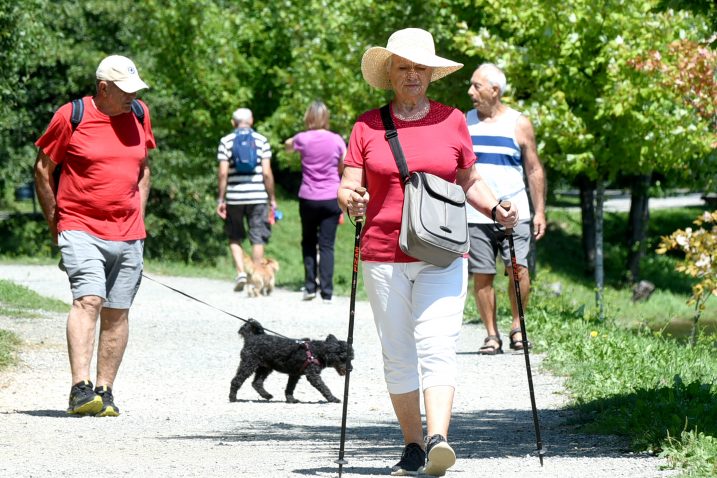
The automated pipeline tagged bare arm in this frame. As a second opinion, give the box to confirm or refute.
[216,160,229,220]
[33,149,59,243]
[338,151,346,177]
[284,137,295,153]
[262,158,276,208]
[456,166,518,228]
[517,115,547,240]
[138,156,151,218]
[338,166,368,217]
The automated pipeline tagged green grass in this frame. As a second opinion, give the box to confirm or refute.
[0,279,68,371]
[0,279,68,316]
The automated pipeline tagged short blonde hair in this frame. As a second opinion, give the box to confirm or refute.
[304,101,330,130]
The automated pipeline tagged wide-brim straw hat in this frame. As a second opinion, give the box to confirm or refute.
[361,28,463,90]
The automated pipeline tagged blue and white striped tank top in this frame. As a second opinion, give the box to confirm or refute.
[465,107,530,224]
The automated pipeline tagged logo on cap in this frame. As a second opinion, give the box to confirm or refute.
[128,66,137,75]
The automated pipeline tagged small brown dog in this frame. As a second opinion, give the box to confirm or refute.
[247,258,279,297]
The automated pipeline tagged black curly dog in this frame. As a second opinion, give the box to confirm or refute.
[229,319,352,403]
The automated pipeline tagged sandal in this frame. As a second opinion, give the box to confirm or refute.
[478,335,503,355]
[509,328,532,351]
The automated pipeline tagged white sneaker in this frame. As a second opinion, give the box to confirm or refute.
[322,298,333,304]
[234,273,247,292]
[423,435,455,477]
[302,290,316,301]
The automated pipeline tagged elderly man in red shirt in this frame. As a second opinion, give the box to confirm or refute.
[34,55,156,417]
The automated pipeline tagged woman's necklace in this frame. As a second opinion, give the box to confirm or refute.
[393,100,430,121]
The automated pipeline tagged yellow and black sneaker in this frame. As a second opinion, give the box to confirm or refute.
[94,385,120,417]
[67,380,103,416]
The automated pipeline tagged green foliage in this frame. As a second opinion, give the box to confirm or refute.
[657,210,717,345]
[657,210,717,309]
[0,213,55,257]
[535,207,717,325]
[662,430,717,477]
[3,0,715,264]
[454,0,715,186]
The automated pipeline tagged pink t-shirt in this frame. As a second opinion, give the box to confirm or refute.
[344,101,475,262]
[35,96,156,241]
[293,129,346,201]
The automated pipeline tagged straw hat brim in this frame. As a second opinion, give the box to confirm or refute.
[361,46,463,90]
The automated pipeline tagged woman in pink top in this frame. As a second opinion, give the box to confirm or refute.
[285,101,346,302]
[337,29,518,476]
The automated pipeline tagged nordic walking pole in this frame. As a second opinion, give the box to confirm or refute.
[336,186,366,478]
[501,201,545,466]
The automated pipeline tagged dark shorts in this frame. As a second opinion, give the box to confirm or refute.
[225,203,271,245]
[58,230,143,309]
[467,221,531,274]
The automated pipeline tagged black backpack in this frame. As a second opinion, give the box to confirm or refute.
[53,98,146,188]
[230,127,259,174]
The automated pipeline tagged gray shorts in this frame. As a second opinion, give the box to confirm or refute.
[225,203,271,245]
[467,221,531,274]
[58,230,144,309]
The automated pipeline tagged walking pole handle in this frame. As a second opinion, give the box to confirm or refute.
[352,187,367,223]
[499,200,512,234]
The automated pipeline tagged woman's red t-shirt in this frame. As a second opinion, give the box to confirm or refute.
[344,101,475,263]
[35,96,156,241]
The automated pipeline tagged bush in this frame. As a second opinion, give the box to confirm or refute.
[0,213,55,257]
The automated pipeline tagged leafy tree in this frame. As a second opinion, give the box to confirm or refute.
[453,0,715,316]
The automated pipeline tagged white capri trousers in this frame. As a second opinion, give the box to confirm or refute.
[362,258,467,394]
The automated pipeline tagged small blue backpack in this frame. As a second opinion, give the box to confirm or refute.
[231,128,259,174]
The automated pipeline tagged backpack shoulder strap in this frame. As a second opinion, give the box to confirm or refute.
[70,98,84,132]
[131,99,145,126]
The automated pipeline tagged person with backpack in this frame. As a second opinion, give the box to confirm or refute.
[33,55,156,417]
[216,108,277,291]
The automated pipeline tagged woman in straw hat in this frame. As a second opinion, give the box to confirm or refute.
[338,28,518,476]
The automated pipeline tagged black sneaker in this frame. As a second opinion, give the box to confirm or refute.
[423,434,456,477]
[94,385,120,417]
[67,380,103,415]
[390,442,425,476]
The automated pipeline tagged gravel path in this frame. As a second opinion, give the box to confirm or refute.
[0,264,676,477]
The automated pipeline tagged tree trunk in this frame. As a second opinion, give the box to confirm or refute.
[595,180,605,321]
[626,174,651,284]
[578,175,596,274]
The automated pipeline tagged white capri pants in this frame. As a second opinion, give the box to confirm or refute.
[362,258,468,394]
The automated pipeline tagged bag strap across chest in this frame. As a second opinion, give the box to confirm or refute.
[379,104,411,184]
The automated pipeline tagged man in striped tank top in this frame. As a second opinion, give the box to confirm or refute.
[465,63,546,355]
